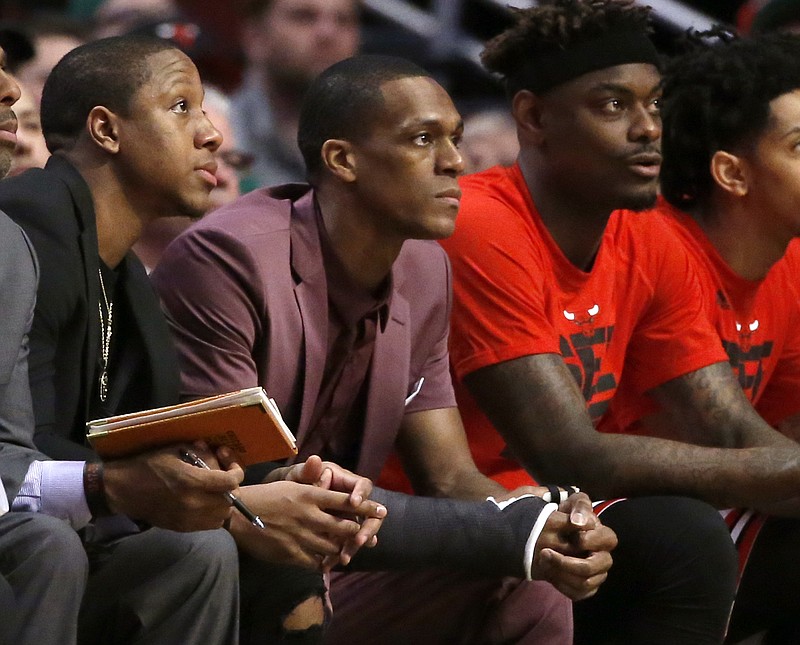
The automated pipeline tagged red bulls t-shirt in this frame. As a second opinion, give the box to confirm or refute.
[415,164,724,489]
[604,201,800,434]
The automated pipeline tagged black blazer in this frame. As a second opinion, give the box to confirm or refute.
[0,155,180,460]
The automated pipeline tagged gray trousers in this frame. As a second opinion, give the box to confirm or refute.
[0,512,88,645]
[79,527,240,645]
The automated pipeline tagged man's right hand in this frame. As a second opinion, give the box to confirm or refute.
[229,480,387,570]
[102,443,244,531]
[531,493,617,600]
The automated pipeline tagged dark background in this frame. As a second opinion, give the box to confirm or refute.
[0,0,755,107]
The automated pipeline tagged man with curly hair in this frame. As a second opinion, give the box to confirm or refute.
[606,31,800,642]
[415,0,800,642]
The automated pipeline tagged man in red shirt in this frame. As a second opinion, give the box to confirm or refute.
[605,32,800,642]
[435,0,800,642]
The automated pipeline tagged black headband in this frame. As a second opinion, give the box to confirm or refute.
[508,29,661,95]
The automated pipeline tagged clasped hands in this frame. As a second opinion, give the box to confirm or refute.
[500,486,618,600]
[230,455,386,571]
[104,443,384,571]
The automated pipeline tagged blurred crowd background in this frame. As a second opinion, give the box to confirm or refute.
[0,0,797,188]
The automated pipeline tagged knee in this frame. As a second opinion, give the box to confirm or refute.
[183,527,239,571]
[18,514,88,581]
[283,595,325,631]
[660,497,737,577]
[629,497,737,592]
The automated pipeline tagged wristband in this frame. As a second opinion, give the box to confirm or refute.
[83,460,112,518]
[541,485,580,504]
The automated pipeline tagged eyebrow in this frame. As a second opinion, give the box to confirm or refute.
[402,117,464,131]
[780,125,800,140]
[590,82,662,97]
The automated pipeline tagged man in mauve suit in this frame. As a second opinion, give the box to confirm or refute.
[153,54,617,644]
[0,44,88,645]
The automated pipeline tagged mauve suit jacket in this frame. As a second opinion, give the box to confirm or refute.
[0,155,180,461]
[152,184,456,481]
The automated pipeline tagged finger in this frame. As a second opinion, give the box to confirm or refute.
[537,549,611,600]
[571,524,618,553]
[295,507,365,542]
[339,516,384,565]
[541,549,614,579]
[536,512,577,552]
[560,493,596,529]
[347,499,388,520]
[318,467,334,491]
[321,464,373,505]
[308,488,387,520]
[289,456,324,485]
[215,448,245,485]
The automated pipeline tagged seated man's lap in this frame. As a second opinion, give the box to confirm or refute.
[326,570,571,645]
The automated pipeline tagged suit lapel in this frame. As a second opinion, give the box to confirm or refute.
[48,157,103,423]
[107,256,180,411]
[288,190,328,448]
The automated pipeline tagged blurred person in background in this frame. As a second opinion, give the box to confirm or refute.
[9,81,49,177]
[461,107,519,174]
[91,0,178,39]
[231,0,360,187]
[13,14,85,106]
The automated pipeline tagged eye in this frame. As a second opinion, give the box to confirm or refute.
[171,99,189,114]
[413,132,433,146]
[648,97,661,115]
[602,98,624,113]
[451,133,463,149]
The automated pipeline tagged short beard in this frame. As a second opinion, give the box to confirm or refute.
[619,187,658,213]
[0,151,11,180]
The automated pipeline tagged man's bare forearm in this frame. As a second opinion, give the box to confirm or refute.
[465,354,800,512]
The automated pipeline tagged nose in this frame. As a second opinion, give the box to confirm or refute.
[0,67,21,107]
[197,113,222,153]
[437,137,465,177]
[315,12,347,41]
[629,103,661,143]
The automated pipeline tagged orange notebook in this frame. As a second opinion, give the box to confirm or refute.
[86,387,297,466]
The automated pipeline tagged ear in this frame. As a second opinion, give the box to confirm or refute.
[511,90,545,146]
[710,150,748,197]
[86,106,121,154]
[321,139,357,183]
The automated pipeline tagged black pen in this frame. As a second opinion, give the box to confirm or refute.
[180,448,265,530]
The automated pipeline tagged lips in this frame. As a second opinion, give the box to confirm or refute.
[0,118,18,147]
[627,151,661,179]
[196,162,218,187]
[436,188,462,207]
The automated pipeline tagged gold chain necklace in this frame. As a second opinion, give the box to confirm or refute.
[97,268,113,402]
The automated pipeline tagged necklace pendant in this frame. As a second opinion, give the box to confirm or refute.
[99,370,109,402]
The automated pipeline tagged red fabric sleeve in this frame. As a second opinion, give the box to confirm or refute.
[618,215,729,397]
[443,170,561,382]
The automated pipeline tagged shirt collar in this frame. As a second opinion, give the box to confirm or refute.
[315,201,392,331]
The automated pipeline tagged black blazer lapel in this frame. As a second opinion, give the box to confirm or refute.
[108,255,180,413]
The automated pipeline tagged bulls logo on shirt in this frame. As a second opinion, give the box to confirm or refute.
[560,303,616,420]
[720,315,773,401]
[563,303,600,337]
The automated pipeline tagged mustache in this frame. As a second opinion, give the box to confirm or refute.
[0,107,18,129]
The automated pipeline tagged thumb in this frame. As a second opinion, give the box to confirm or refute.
[289,455,324,485]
